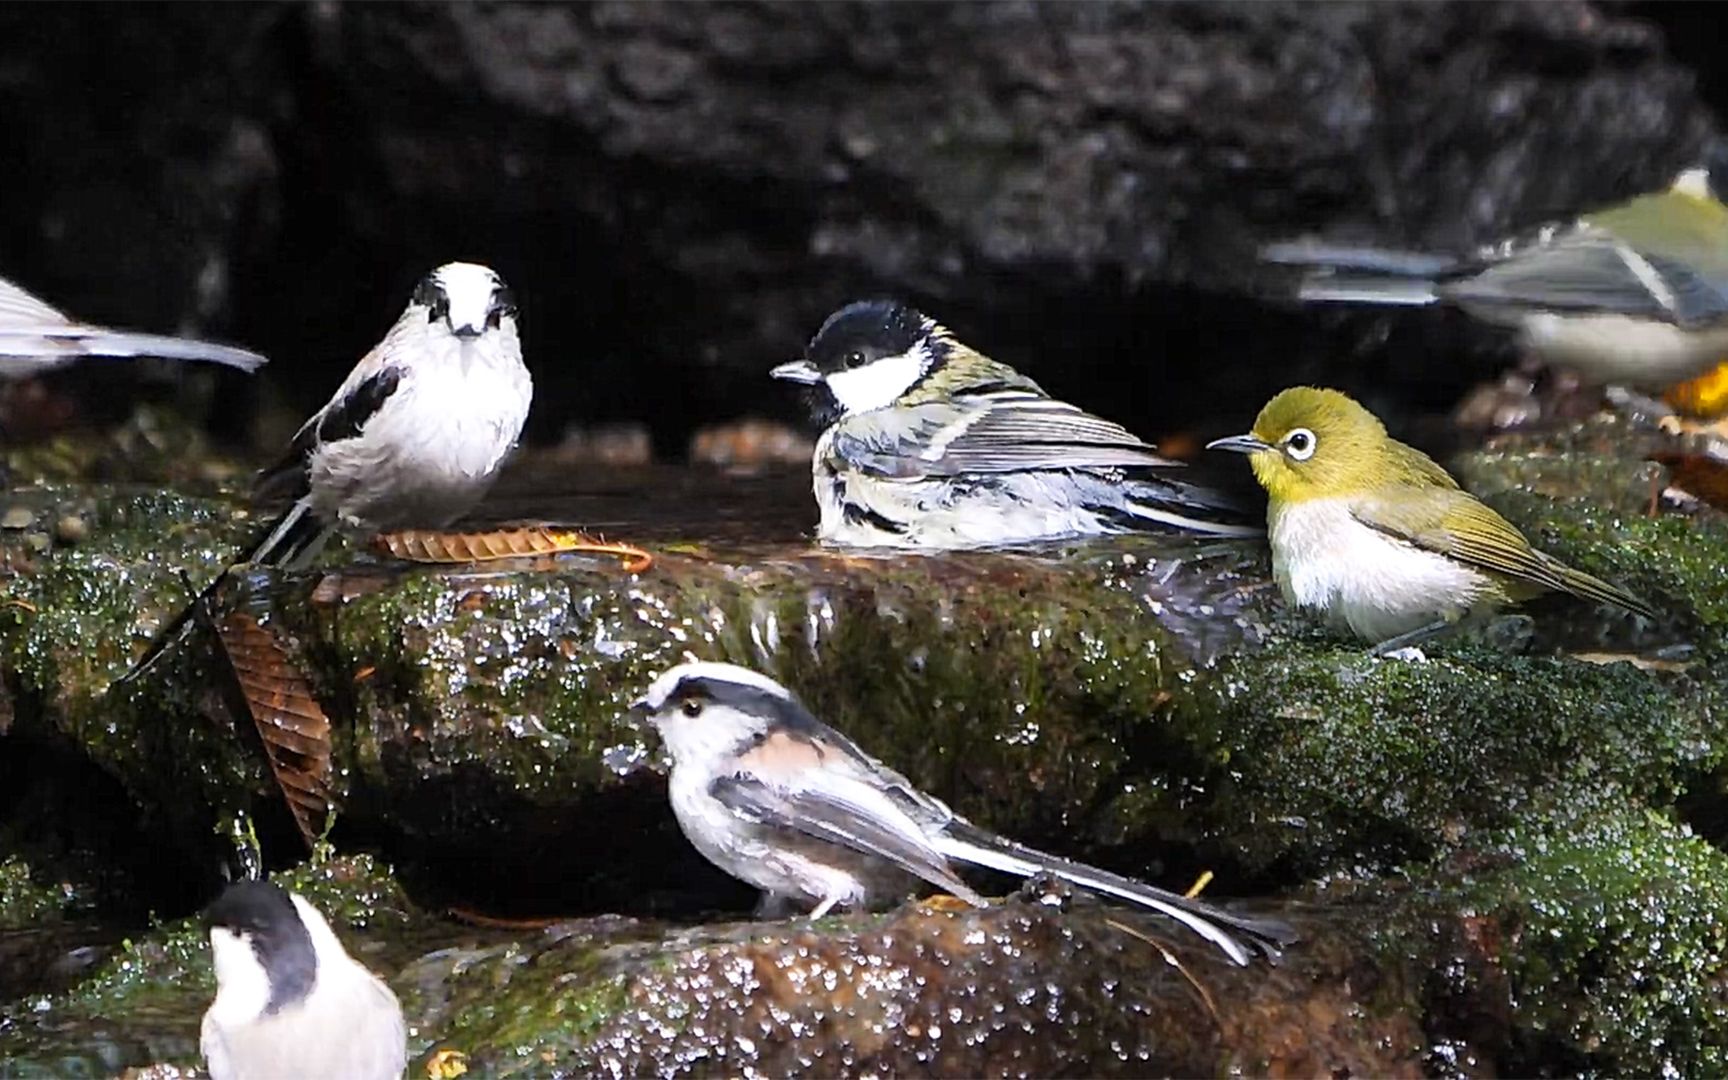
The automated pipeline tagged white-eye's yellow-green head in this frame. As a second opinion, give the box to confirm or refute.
[1206,387,1395,505]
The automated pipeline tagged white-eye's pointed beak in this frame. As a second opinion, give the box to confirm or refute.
[1206,434,1274,455]
[770,359,822,384]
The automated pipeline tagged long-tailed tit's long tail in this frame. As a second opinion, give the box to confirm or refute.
[935,820,1296,966]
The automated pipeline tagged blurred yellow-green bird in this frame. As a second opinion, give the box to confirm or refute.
[1207,387,1654,653]
[1263,166,1728,390]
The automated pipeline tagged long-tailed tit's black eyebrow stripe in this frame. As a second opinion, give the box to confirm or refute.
[316,366,403,446]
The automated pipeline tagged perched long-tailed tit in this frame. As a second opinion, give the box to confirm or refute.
[770,300,1259,549]
[631,662,1296,966]
[0,272,266,379]
[202,881,406,1080]
[248,261,532,567]
[121,262,530,681]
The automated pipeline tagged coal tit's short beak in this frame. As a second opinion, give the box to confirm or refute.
[770,359,822,385]
[1205,433,1273,455]
[451,322,484,341]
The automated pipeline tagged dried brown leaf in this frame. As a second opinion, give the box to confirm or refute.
[372,527,653,572]
[216,611,332,850]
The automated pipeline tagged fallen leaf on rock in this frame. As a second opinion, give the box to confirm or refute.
[1568,651,1696,674]
[1649,447,1728,512]
[372,527,653,572]
[217,611,332,850]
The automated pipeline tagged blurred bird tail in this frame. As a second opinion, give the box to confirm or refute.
[1260,240,1453,306]
[934,821,1297,966]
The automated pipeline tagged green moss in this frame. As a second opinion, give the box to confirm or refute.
[1170,641,1720,875]
[1469,808,1728,1076]
[0,856,68,929]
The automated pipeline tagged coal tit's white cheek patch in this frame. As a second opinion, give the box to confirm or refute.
[824,350,926,415]
[208,927,273,1026]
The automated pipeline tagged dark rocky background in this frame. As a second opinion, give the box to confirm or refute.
[0,1,1721,454]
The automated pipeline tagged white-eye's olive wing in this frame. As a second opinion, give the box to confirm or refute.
[1348,487,1655,618]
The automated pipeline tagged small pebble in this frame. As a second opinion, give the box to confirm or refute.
[22,532,51,553]
[0,506,33,530]
[53,514,89,545]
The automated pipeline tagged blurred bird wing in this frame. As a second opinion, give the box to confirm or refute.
[0,276,71,326]
[1444,228,1728,328]
[0,275,268,372]
[709,766,979,901]
[834,393,1180,479]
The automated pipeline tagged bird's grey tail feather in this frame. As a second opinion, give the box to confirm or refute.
[117,572,225,685]
[1260,241,1453,307]
[246,500,331,569]
[934,821,1295,966]
[1119,475,1265,538]
[119,503,328,685]
[1259,241,1455,278]
[1296,276,1441,306]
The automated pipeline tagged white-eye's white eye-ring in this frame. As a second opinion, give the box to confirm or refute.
[1283,427,1317,460]
[680,697,703,718]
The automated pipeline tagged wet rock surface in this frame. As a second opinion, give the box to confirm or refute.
[5,408,1728,1072]
[0,2,1719,447]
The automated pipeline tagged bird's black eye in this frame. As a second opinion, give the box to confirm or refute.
[487,287,518,329]
[844,350,866,369]
[680,697,703,718]
[1283,427,1317,461]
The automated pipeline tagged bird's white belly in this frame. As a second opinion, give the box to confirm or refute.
[1270,497,1493,643]
[811,433,1109,549]
[309,354,530,533]
[668,770,870,908]
[1511,312,1728,388]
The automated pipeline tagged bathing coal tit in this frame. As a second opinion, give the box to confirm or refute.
[0,271,266,379]
[201,881,406,1080]
[122,262,531,681]
[1208,387,1654,653]
[631,661,1296,966]
[770,300,1257,548]
[1264,166,1728,390]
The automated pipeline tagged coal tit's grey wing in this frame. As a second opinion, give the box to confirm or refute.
[834,394,1179,479]
[711,732,982,903]
[0,275,268,375]
[1439,231,1728,328]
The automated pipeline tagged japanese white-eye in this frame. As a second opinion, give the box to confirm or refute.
[1207,387,1654,652]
